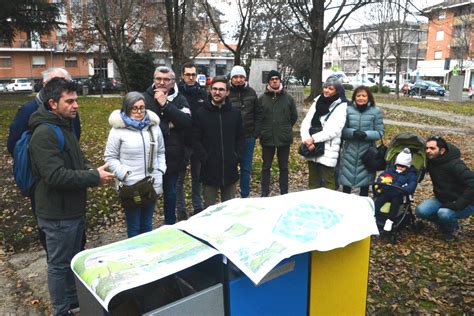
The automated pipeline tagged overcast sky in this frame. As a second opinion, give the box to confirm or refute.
[215,0,445,42]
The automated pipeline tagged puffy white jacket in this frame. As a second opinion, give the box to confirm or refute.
[104,110,166,194]
[300,96,347,167]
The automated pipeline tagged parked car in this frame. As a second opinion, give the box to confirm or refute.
[0,83,5,92]
[383,78,397,91]
[409,80,446,97]
[349,78,376,89]
[6,78,33,92]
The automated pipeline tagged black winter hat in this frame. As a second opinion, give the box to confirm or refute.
[267,70,281,82]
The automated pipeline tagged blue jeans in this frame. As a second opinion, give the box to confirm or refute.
[37,216,84,316]
[124,201,156,238]
[416,197,474,233]
[163,172,179,225]
[176,154,203,214]
[240,137,256,198]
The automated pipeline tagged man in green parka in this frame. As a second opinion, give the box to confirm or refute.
[257,70,298,197]
[29,78,114,315]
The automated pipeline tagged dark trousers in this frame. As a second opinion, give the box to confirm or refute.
[261,145,290,197]
[342,185,369,197]
[374,194,403,221]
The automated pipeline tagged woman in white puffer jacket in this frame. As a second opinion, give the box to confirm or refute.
[105,92,166,238]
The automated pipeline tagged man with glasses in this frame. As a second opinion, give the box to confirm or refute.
[228,65,262,198]
[415,136,474,241]
[176,62,207,219]
[143,66,192,225]
[256,70,298,197]
[193,76,243,208]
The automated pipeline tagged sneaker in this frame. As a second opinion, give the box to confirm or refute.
[383,219,393,232]
[69,302,80,314]
[176,211,188,222]
[441,231,458,242]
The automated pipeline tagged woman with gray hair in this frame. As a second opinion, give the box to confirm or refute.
[300,77,348,189]
[105,92,166,237]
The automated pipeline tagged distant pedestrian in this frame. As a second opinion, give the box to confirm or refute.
[257,70,297,197]
[228,65,262,198]
[193,76,243,208]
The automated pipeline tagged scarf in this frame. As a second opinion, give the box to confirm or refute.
[266,83,283,95]
[355,102,370,113]
[120,111,151,130]
[311,93,339,128]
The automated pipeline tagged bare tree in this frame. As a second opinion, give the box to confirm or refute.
[202,0,255,65]
[68,0,156,91]
[450,12,473,72]
[262,0,372,99]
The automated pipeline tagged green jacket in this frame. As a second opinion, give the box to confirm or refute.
[29,105,100,220]
[257,89,298,147]
[228,83,262,138]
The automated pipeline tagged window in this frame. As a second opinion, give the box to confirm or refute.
[65,56,78,68]
[436,31,444,41]
[0,56,12,67]
[434,51,443,60]
[32,56,46,68]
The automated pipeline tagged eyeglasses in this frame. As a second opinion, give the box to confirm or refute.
[131,106,145,113]
[270,77,280,81]
[183,73,197,78]
[211,87,226,93]
[154,77,172,83]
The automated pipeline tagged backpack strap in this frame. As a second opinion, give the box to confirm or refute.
[44,123,65,152]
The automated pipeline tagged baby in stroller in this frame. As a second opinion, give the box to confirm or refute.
[374,148,418,231]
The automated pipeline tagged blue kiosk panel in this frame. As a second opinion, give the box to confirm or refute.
[228,253,309,315]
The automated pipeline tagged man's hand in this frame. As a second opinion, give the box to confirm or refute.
[303,137,315,152]
[97,163,115,185]
[154,89,168,107]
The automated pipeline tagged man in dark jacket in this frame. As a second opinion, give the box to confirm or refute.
[416,136,474,241]
[29,78,114,315]
[7,67,83,255]
[257,70,297,197]
[143,66,192,224]
[228,65,262,198]
[193,76,243,209]
[176,62,207,219]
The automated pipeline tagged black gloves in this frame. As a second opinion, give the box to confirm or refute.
[353,130,367,140]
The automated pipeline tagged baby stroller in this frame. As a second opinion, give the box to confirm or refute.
[373,133,426,243]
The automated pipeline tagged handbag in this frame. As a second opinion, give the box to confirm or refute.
[118,128,157,208]
[298,102,340,159]
[362,134,387,172]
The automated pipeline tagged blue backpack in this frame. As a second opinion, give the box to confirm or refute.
[13,123,65,197]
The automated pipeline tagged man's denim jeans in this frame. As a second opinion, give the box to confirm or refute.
[163,172,179,225]
[176,154,203,214]
[416,197,474,232]
[37,216,84,316]
[240,137,256,198]
[124,201,156,238]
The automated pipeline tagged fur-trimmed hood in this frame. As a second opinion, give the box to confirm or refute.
[108,109,160,128]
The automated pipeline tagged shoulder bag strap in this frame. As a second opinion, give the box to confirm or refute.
[147,127,155,175]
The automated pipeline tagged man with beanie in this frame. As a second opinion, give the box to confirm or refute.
[228,65,262,198]
[193,76,243,208]
[374,148,418,232]
[176,62,207,219]
[256,70,298,197]
[416,136,474,241]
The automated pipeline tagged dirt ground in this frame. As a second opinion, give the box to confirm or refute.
[1,102,473,315]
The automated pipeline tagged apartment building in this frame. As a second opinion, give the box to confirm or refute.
[422,0,473,88]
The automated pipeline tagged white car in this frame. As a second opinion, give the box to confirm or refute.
[349,78,376,89]
[383,78,397,90]
[6,78,33,92]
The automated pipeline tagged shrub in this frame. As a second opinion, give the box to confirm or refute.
[381,85,391,94]
[343,84,353,91]
[370,85,379,93]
